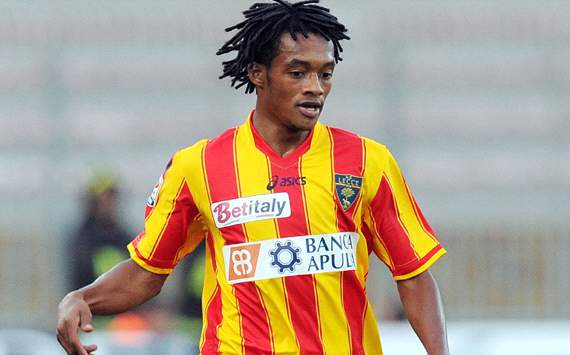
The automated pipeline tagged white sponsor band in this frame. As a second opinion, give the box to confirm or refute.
[211,192,291,228]
[222,232,359,284]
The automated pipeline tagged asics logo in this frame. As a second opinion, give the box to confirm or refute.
[266,175,307,191]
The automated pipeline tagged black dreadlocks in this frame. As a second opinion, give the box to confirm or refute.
[216,0,350,94]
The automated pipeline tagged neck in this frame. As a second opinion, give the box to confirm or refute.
[252,107,311,158]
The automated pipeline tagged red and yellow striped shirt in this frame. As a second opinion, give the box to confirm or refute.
[128,112,445,354]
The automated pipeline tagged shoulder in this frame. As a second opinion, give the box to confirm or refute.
[320,124,363,157]
[172,126,237,162]
[171,139,209,167]
[331,129,394,173]
[322,123,391,158]
[324,124,360,142]
[362,136,390,160]
[204,127,238,149]
[167,125,241,176]
[363,138,395,176]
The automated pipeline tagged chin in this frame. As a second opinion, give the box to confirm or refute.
[296,116,319,131]
[285,121,313,134]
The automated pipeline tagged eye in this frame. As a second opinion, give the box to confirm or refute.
[289,71,305,78]
[321,72,333,80]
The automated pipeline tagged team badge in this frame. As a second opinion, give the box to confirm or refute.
[335,174,363,211]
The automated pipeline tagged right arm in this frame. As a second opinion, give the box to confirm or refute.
[58,149,204,354]
[56,259,167,355]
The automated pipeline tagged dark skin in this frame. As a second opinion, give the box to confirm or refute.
[248,33,335,157]
[56,260,166,354]
[57,32,449,355]
[398,270,450,355]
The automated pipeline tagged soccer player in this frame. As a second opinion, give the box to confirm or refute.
[57,1,449,354]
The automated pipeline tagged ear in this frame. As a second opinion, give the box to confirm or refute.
[248,63,267,90]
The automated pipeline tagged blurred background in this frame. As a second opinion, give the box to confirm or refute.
[0,0,569,354]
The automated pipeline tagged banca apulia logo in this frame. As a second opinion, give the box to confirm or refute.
[270,241,301,273]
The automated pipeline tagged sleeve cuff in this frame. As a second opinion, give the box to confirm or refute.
[393,245,446,281]
[127,243,173,275]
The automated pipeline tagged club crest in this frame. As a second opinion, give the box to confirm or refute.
[335,174,363,211]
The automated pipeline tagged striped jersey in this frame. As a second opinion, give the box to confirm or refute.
[128,112,446,355]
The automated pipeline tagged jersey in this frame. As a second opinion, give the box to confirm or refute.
[128,111,446,355]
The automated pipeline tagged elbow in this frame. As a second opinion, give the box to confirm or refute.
[148,282,163,299]
[141,271,168,301]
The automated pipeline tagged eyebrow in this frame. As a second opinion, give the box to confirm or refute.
[286,58,336,69]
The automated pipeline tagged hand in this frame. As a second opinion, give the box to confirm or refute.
[56,291,98,355]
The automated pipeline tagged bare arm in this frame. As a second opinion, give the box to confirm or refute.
[57,259,168,355]
[397,270,449,355]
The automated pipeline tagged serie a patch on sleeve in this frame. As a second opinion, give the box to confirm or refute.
[146,174,164,208]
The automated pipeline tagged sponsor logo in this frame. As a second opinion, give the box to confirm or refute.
[335,174,363,211]
[211,192,291,228]
[267,175,307,191]
[146,175,164,207]
[305,233,356,272]
[222,232,359,284]
[270,241,301,273]
[227,243,261,282]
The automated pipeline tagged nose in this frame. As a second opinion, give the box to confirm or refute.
[303,73,324,96]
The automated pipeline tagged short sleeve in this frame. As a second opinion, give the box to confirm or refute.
[363,145,445,280]
[128,151,206,274]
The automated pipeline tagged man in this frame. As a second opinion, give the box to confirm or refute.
[57,1,449,354]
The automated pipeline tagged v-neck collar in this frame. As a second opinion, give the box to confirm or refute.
[246,110,318,166]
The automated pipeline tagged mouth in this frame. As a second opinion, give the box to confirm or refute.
[297,100,323,119]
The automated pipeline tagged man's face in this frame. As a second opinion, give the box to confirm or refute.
[256,32,335,132]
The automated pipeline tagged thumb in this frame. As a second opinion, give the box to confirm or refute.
[79,307,94,332]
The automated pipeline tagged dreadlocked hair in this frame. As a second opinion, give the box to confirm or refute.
[216,0,350,94]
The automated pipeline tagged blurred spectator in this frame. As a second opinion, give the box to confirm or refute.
[178,242,205,319]
[172,241,205,341]
[67,173,132,290]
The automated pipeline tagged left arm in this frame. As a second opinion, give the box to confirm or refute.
[397,270,449,355]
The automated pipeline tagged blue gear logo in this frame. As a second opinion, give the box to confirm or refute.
[270,241,301,273]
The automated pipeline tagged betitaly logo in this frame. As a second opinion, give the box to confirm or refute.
[211,192,291,228]
[334,174,362,211]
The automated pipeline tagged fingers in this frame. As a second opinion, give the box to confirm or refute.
[79,307,94,333]
[57,326,95,355]
[57,337,97,355]
[57,292,98,355]
[84,343,98,354]
[56,315,79,354]
[56,314,96,354]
